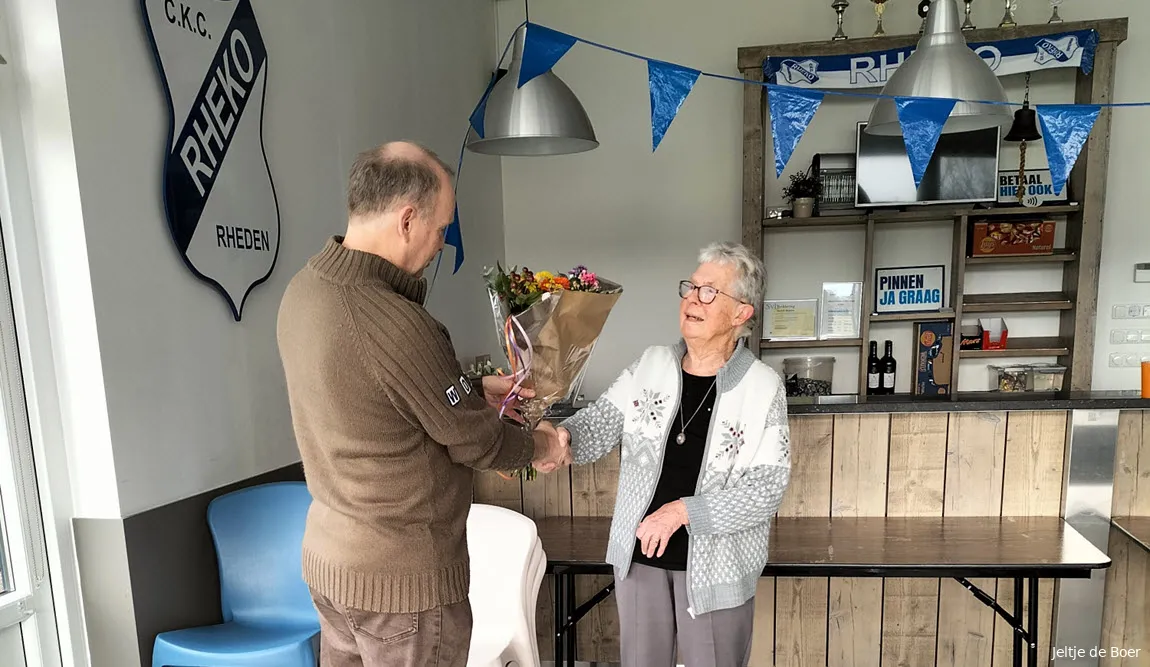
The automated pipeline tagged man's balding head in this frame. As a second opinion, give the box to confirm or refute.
[340,141,456,278]
[346,141,454,221]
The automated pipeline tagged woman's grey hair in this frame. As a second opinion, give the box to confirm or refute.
[697,242,766,339]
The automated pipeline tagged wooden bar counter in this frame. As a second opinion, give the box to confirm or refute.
[1102,517,1150,666]
[473,393,1150,665]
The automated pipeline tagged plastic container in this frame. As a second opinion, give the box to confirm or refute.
[783,356,835,397]
[1142,358,1150,399]
[1027,364,1067,392]
[990,364,1030,392]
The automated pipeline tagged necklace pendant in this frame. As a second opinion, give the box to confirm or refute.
[676,432,687,445]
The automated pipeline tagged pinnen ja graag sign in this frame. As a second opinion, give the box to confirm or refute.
[875,265,945,315]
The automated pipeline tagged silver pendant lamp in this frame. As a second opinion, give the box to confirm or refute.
[465,22,598,156]
[865,0,1012,136]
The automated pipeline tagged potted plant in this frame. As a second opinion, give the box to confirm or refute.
[782,170,822,218]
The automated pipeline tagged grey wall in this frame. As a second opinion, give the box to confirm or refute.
[73,519,136,667]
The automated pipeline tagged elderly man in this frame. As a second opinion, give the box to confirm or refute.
[277,141,568,666]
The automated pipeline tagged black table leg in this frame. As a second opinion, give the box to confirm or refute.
[1027,576,1039,667]
[554,573,565,667]
[565,573,578,666]
[1013,578,1024,667]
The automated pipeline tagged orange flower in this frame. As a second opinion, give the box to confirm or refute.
[554,276,571,289]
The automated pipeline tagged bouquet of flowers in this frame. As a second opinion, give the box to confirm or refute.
[483,263,623,480]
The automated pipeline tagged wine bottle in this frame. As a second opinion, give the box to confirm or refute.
[880,340,897,395]
[867,341,881,396]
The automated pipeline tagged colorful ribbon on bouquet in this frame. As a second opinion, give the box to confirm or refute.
[498,314,534,421]
[496,313,537,481]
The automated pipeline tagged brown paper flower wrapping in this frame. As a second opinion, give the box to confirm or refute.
[486,277,622,479]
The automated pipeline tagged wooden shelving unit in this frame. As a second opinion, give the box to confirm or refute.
[739,19,1127,395]
[869,310,956,323]
[760,338,863,350]
[763,203,1084,229]
[959,337,1071,358]
[962,292,1075,313]
[965,251,1077,265]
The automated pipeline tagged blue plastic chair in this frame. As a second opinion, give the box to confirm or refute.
[152,481,320,667]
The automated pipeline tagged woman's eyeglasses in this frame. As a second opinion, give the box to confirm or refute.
[679,280,742,305]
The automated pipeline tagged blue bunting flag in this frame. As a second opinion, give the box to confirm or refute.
[767,87,824,178]
[444,204,464,274]
[648,60,700,152]
[894,97,958,189]
[1037,104,1102,196]
[519,23,577,88]
[469,73,498,140]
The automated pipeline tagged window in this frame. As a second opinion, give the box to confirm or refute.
[0,225,60,667]
[0,501,10,595]
[0,496,11,595]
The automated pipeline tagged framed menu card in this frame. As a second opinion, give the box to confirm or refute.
[820,282,862,339]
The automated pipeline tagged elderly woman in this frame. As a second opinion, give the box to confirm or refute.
[558,242,791,667]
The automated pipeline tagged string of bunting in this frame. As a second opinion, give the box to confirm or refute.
[440,21,1139,279]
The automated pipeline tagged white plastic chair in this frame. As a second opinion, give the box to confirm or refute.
[466,503,547,667]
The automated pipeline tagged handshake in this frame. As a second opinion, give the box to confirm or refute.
[480,375,571,474]
[531,422,572,474]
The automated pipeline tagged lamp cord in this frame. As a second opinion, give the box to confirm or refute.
[524,0,530,23]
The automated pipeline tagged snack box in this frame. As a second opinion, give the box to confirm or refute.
[1028,364,1067,392]
[969,220,1055,256]
[914,321,953,396]
[979,318,1009,350]
[991,364,1030,392]
[959,324,982,351]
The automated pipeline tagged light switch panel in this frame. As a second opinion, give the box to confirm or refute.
[1136,263,1150,283]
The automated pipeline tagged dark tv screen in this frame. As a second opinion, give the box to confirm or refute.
[854,121,1001,207]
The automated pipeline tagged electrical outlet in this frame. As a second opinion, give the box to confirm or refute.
[1109,353,1144,367]
[1112,305,1150,320]
[1109,329,1150,344]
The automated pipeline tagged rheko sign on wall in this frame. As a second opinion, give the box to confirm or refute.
[141,0,280,321]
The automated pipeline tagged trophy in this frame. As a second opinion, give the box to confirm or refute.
[1048,0,1064,23]
[962,0,976,30]
[999,0,1018,28]
[832,0,851,41]
[871,0,888,37]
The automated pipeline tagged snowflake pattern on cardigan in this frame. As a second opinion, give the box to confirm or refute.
[630,389,669,437]
[714,420,745,462]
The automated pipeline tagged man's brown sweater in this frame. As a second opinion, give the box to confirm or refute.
[276,237,534,614]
